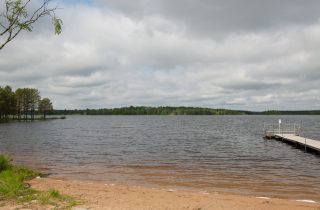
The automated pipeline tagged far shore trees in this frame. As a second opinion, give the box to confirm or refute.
[0,85,53,121]
[0,0,62,50]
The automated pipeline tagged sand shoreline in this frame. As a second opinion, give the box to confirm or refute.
[15,177,318,210]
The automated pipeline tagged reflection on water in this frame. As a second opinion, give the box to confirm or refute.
[0,115,320,200]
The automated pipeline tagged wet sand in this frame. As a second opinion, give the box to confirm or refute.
[20,178,320,210]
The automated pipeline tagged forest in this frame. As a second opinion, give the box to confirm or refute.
[2,85,319,119]
[52,107,320,115]
[52,106,246,115]
[0,85,53,121]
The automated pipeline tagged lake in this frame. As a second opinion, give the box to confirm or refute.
[0,115,319,201]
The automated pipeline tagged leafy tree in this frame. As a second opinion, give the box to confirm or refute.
[0,85,16,119]
[0,85,16,118]
[18,88,30,119]
[14,88,40,120]
[15,88,23,119]
[39,98,53,119]
[0,0,62,50]
[15,88,32,120]
[29,88,40,120]
[0,85,53,121]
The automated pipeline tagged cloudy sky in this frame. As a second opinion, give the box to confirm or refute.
[1,0,320,111]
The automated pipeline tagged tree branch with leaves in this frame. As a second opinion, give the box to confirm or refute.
[0,0,62,50]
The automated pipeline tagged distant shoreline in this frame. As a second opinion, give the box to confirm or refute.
[0,116,66,123]
[50,106,320,115]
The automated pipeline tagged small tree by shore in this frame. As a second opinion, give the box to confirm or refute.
[39,98,53,119]
[0,86,16,119]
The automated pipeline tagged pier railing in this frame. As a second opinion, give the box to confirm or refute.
[264,123,300,137]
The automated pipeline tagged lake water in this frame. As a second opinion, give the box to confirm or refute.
[0,115,320,201]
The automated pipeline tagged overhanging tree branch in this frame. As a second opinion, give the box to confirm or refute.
[0,0,62,50]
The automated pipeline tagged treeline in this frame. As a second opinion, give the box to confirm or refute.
[51,106,320,116]
[52,106,246,115]
[0,85,53,120]
[260,110,320,115]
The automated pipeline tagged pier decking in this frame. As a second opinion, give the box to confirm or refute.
[264,123,320,153]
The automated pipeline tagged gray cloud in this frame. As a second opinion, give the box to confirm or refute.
[0,1,320,110]
[96,0,320,36]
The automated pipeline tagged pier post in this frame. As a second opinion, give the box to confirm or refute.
[278,119,281,135]
[305,138,307,152]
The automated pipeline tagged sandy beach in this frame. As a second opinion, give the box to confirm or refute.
[1,177,313,210]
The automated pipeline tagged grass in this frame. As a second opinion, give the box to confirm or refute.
[0,155,79,209]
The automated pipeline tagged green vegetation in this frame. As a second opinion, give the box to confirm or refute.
[261,110,320,115]
[0,85,53,121]
[52,106,320,116]
[2,86,318,118]
[39,98,54,119]
[0,155,78,209]
[0,155,12,171]
[53,106,246,115]
[0,0,62,50]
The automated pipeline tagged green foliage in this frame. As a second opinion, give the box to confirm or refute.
[0,155,38,199]
[6,0,28,23]
[0,155,12,172]
[39,188,80,208]
[18,22,32,32]
[0,86,16,118]
[0,85,53,121]
[36,189,79,207]
[52,106,320,116]
[49,189,62,199]
[13,166,41,181]
[0,155,78,208]
[0,170,32,199]
[261,110,320,115]
[0,0,62,50]
[53,17,63,35]
[54,106,247,115]
[39,98,53,119]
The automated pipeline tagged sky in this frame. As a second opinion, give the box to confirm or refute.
[1,0,320,111]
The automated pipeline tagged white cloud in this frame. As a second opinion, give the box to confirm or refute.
[0,1,320,110]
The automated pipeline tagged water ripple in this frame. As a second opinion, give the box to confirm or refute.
[0,115,320,201]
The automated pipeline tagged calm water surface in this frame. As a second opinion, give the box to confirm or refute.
[0,115,319,200]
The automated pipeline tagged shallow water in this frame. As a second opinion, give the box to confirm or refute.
[0,115,319,200]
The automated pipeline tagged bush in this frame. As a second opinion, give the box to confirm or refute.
[0,155,12,172]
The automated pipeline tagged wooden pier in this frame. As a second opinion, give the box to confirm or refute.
[264,122,320,153]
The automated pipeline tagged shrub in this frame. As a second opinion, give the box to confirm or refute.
[0,155,12,172]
